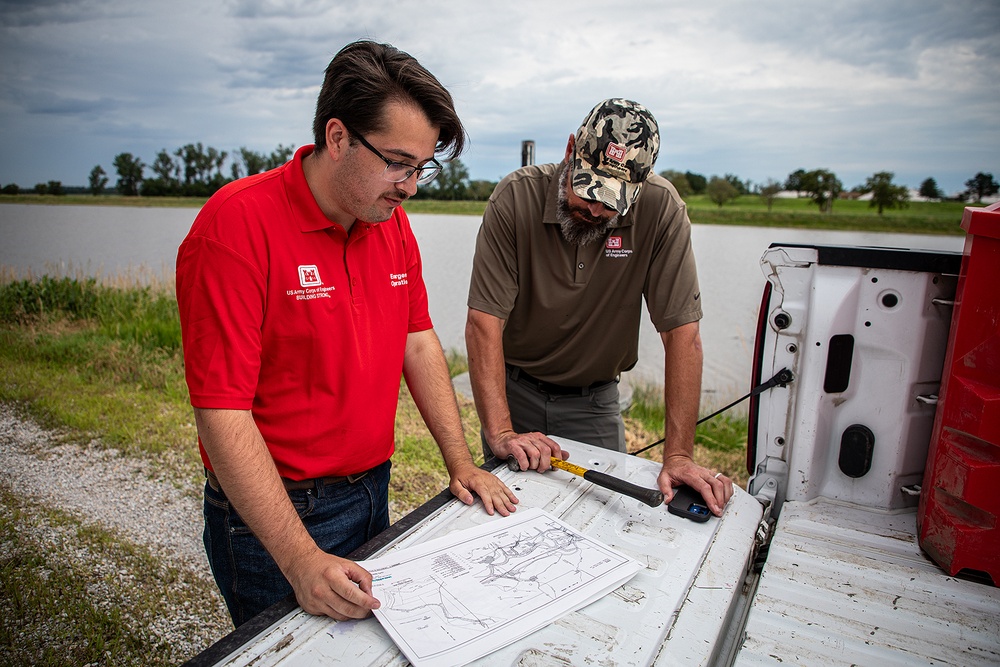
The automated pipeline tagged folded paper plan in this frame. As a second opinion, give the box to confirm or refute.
[360,507,643,667]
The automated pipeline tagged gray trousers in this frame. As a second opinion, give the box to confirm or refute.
[482,367,626,460]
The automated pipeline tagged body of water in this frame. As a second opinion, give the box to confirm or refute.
[0,204,965,404]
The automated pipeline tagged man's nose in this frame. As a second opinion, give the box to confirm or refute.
[398,172,420,197]
[587,201,608,217]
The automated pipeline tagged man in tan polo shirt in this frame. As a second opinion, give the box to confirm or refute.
[465,98,732,515]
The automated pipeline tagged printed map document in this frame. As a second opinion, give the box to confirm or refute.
[359,507,642,667]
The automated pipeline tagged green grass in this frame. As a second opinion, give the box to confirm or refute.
[683,194,970,235]
[0,193,207,208]
[444,348,469,377]
[0,338,196,462]
[686,193,970,217]
[0,275,196,466]
[626,382,749,487]
[402,199,490,215]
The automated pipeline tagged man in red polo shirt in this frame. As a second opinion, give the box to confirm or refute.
[176,40,518,628]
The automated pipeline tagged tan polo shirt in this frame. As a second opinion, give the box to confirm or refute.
[468,161,702,386]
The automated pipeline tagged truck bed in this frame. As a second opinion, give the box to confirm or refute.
[735,499,1000,665]
[740,242,1000,665]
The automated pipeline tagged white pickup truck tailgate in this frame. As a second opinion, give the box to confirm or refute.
[193,438,762,667]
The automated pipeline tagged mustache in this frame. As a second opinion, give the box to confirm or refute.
[567,206,607,225]
[387,187,409,202]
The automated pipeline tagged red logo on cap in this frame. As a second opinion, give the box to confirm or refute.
[605,142,626,163]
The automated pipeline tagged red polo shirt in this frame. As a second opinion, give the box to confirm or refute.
[176,145,432,479]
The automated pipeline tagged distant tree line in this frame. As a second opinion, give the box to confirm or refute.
[98,143,297,198]
[0,144,501,201]
[408,160,497,201]
[658,168,999,214]
[2,148,997,209]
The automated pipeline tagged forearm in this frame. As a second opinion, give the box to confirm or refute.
[660,322,704,462]
[403,328,520,516]
[194,408,320,574]
[655,321,733,514]
[465,308,514,444]
[403,329,475,474]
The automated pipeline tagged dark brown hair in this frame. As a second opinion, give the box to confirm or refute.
[312,40,465,159]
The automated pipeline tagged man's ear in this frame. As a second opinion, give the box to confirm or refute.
[564,134,575,162]
[325,119,350,158]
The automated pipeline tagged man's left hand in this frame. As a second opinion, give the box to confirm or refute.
[449,463,519,517]
[657,455,733,516]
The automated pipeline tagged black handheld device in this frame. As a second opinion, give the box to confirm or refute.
[667,485,712,522]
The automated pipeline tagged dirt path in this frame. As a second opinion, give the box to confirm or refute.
[0,402,231,663]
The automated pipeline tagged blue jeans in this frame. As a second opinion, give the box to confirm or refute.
[203,460,391,627]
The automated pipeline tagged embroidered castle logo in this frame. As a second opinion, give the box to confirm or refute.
[605,142,626,163]
[604,236,632,259]
[286,265,335,301]
[298,265,322,287]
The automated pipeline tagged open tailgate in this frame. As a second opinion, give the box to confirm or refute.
[186,438,762,666]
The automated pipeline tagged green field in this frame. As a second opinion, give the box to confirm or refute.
[683,194,970,235]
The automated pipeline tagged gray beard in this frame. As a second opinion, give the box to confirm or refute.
[556,166,619,247]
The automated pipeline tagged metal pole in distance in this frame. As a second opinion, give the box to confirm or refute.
[521,140,535,167]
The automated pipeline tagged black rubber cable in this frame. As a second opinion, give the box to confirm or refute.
[628,368,793,457]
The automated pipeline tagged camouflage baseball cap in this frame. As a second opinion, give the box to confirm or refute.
[570,99,660,216]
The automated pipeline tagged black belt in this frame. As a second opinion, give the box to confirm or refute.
[206,468,371,494]
[506,364,615,396]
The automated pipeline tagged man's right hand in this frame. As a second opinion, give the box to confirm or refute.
[285,548,381,621]
[489,430,569,473]
[466,309,569,474]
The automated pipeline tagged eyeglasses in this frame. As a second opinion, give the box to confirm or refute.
[342,122,443,185]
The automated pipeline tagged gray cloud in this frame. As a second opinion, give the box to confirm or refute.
[1,0,997,194]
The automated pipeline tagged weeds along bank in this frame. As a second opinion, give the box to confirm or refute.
[0,273,747,489]
[0,272,746,665]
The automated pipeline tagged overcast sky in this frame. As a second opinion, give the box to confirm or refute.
[2,0,998,195]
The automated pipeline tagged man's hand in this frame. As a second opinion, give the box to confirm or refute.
[488,430,569,473]
[448,460,520,516]
[656,454,733,516]
[284,548,381,621]
[466,309,569,475]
